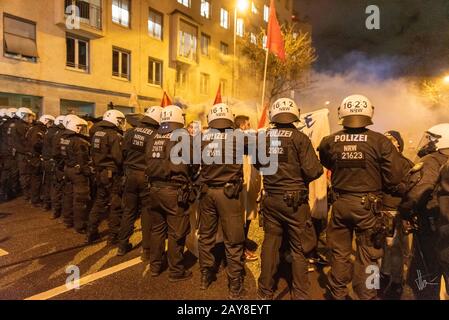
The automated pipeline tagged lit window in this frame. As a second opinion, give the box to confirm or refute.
[112,0,130,27]
[220,79,227,96]
[220,42,229,55]
[112,48,131,80]
[200,73,210,95]
[176,65,188,88]
[177,0,190,8]
[178,20,198,62]
[201,33,210,56]
[236,18,244,37]
[262,35,267,49]
[148,58,162,86]
[263,5,269,22]
[220,8,229,29]
[3,14,38,62]
[148,9,163,40]
[200,0,211,19]
[250,32,257,44]
[251,2,258,14]
[66,34,89,71]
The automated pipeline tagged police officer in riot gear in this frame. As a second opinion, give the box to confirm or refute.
[0,108,18,201]
[145,105,197,282]
[60,115,91,233]
[51,116,67,219]
[197,103,246,299]
[27,115,55,207]
[257,98,323,300]
[318,94,403,300]
[399,123,449,299]
[87,110,126,244]
[379,130,414,299]
[41,115,62,211]
[437,156,449,298]
[117,106,162,257]
[11,107,35,200]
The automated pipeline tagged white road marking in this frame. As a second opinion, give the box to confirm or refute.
[0,248,8,257]
[25,257,142,300]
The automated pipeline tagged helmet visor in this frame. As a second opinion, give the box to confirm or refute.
[416,131,440,159]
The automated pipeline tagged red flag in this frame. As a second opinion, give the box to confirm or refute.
[258,103,269,129]
[160,91,172,107]
[213,84,222,105]
[267,0,286,61]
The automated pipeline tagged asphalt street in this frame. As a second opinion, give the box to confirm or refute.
[0,197,327,300]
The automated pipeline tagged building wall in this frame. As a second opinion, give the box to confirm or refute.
[0,0,293,117]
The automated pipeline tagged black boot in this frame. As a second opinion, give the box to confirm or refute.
[168,270,193,283]
[228,276,244,300]
[117,243,132,256]
[200,270,215,290]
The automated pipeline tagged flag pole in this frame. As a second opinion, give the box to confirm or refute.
[260,47,269,116]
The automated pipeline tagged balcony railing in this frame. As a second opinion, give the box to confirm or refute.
[64,0,102,30]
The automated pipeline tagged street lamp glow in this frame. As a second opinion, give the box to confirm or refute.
[237,0,249,13]
[443,75,449,84]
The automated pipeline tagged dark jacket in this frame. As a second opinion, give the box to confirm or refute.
[26,121,47,157]
[90,120,123,172]
[10,118,31,155]
[42,125,59,160]
[382,153,414,210]
[60,130,91,172]
[123,119,158,172]
[258,124,323,193]
[318,127,403,193]
[145,128,199,185]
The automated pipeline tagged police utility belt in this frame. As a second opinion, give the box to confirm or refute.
[265,189,309,210]
[201,179,243,200]
[149,179,197,209]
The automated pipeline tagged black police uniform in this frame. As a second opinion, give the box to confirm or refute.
[197,128,246,295]
[60,129,91,232]
[145,127,198,279]
[399,149,449,299]
[51,124,67,218]
[438,158,449,297]
[41,124,59,210]
[0,117,6,200]
[117,117,158,253]
[0,117,19,200]
[379,151,414,299]
[88,120,124,242]
[318,127,403,300]
[27,121,47,205]
[257,124,323,300]
[11,117,32,200]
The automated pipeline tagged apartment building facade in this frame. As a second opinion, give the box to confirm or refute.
[0,0,293,117]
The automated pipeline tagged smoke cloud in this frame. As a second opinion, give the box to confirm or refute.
[297,52,449,159]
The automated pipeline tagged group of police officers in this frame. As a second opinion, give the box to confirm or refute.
[0,93,448,300]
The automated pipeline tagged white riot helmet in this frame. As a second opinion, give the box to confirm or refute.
[64,114,88,135]
[39,115,56,127]
[6,108,17,118]
[426,124,449,150]
[55,115,66,127]
[16,107,34,122]
[159,105,185,134]
[143,106,163,126]
[338,94,374,128]
[269,98,300,124]
[207,103,235,129]
[0,108,7,118]
[103,109,126,131]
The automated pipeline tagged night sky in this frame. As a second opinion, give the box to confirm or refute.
[294,0,449,77]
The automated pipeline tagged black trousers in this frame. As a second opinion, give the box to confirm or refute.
[327,194,383,300]
[118,168,151,249]
[1,156,20,200]
[17,153,31,199]
[62,166,90,231]
[88,169,123,238]
[258,193,316,300]
[198,187,245,280]
[146,185,190,276]
[29,157,42,204]
[41,159,54,208]
[51,167,64,216]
